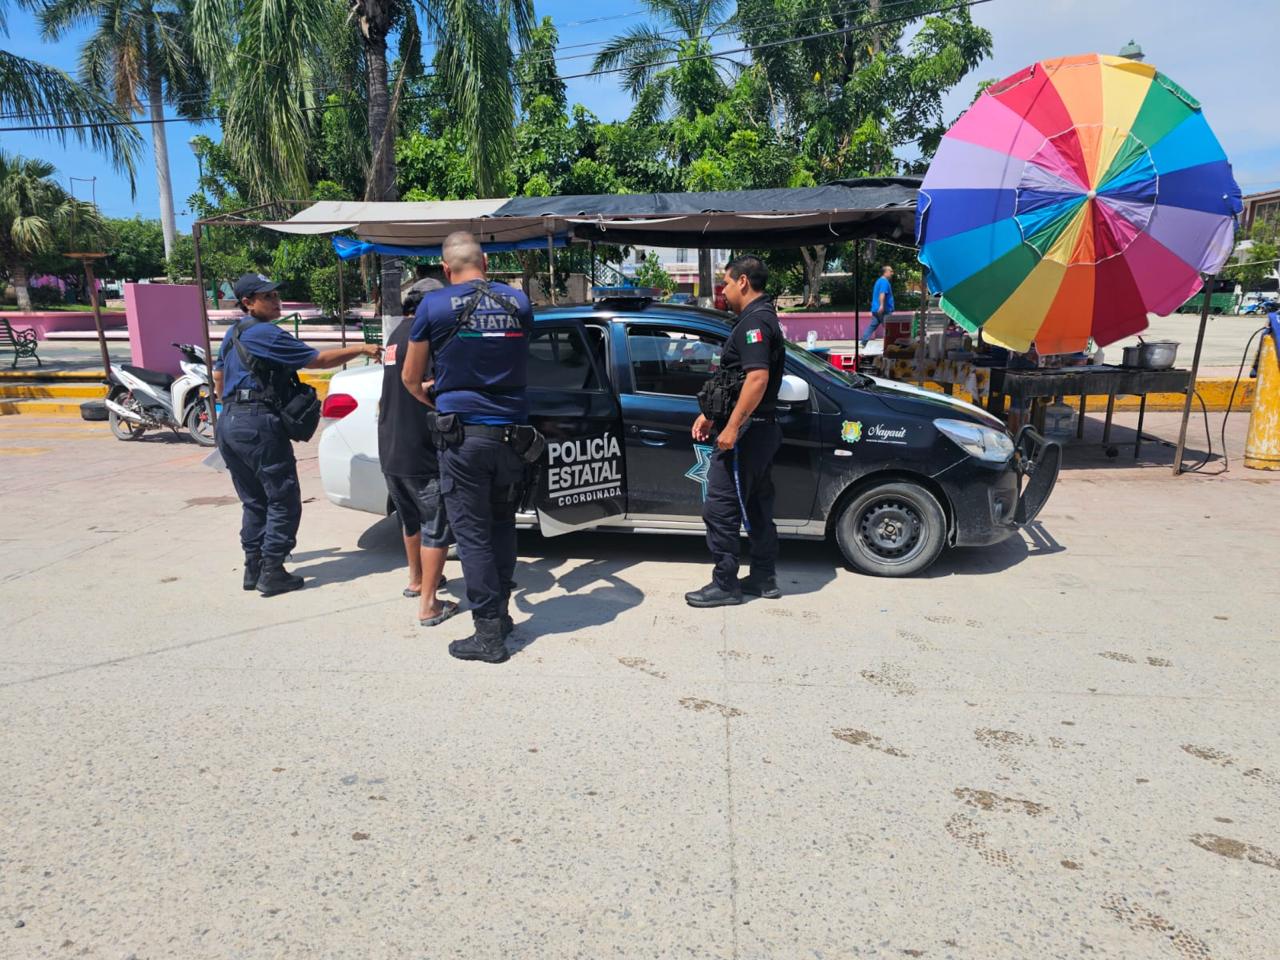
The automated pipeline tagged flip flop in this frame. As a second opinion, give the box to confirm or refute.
[419,600,461,627]
[404,576,446,599]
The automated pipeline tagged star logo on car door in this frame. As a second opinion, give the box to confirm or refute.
[685,444,714,500]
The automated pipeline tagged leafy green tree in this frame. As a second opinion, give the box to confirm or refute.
[38,0,207,260]
[0,1,141,182]
[635,252,676,295]
[591,0,734,120]
[734,0,991,303]
[1230,220,1279,298]
[101,216,166,280]
[0,153,103,309]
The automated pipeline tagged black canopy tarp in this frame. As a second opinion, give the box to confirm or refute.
[494,178,921,248]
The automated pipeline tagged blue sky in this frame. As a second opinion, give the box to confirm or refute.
[3,0,1276,231]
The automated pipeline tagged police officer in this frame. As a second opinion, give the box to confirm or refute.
[400,233,534,663]
[378,285,460,627]
[686,255,785,608]
[214,273,380,596]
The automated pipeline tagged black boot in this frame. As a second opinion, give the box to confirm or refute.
[256,559,304,597]
[740,574,781,599]
[685,581,743,608]
[448,618,510,664]
[243,556,262,592]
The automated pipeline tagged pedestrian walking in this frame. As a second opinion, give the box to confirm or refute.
[686,255,785,608]
[860,265,895,347]
[214,273,380,596]
[400,233,539,663]
[379,287,460,627]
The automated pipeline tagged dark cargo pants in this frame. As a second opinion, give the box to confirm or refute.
[703,420,782,590]
[439,436,525,622]
[216,402,303,562]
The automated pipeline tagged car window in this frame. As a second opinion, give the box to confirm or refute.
[627,326,725,397]
[527,326,602,391]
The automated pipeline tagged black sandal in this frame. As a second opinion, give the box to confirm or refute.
[419,600,461,627]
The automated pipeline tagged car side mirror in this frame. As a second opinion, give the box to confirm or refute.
[777,374,810,404]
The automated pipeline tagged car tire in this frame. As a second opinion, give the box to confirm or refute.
[834,480,947,578]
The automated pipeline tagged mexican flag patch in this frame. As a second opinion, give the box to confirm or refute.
[745,328,762,344]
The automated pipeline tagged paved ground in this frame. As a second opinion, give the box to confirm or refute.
[1,412,1277,959]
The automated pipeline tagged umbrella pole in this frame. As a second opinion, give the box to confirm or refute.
[547,230,556,305]
[1172,274,1215,475]
[854,240,861,367]
[337,247,347,349]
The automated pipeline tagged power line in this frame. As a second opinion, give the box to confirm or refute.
[0,0,936,124]
[0,0,992,135]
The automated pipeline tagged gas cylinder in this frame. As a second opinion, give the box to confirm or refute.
[1244,329,1280,470]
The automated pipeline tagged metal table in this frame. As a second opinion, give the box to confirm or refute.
[985,366,1192,457]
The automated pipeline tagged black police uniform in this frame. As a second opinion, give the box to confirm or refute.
[214,286,318,594]
[410,279,533,661]
[378,318,451,550]
[702,296,785,595]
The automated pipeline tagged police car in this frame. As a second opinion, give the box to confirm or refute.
[318,296,1059,577]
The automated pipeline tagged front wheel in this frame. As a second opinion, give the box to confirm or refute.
[185,396,216,446]
[107,388,146,441]
[834,480,947,577]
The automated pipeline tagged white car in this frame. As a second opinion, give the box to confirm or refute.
[318,364,391,515]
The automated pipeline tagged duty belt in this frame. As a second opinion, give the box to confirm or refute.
[462,423,522,442]
[228,388,268,403]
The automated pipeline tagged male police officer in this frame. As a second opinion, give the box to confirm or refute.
[214,273,380,596]
[687,255,785,608]
[379,286,460,627]
[400,233,534,664]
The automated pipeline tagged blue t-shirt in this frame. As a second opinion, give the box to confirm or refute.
[216,319,319,394]
[871,276,895,315]
[409,280,533,425]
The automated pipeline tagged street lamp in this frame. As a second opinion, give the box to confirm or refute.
[1118,39,1145,62]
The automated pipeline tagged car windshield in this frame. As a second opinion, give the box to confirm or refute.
[784,340,867,389]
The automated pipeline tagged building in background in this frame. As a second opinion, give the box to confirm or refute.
[1242,189,1280,235]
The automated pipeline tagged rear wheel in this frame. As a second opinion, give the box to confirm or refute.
[185,396,216,446]
[107,388,146,441]
[834,480,947,577]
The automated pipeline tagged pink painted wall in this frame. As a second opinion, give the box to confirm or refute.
[124,283,205,375]
[777,311,895,342]
[4,311,127,340]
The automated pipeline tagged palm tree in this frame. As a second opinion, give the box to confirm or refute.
[591,0,735,120]
[0,152,104,309]
[37,0,206,262]
[190,0,533,202]
[0,5,141,180]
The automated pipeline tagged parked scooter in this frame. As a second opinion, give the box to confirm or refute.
[104,342,216,446]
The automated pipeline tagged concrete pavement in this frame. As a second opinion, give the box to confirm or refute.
[0,412,1277,959]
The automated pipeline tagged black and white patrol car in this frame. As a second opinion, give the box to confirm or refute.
[318,296,1059,576]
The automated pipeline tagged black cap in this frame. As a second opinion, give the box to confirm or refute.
[233,272,280,301]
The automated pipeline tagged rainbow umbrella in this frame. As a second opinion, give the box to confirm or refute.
[917,53,1242,354]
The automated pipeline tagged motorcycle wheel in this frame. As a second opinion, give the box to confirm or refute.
[185,396,217,447]
[108,389,146,441]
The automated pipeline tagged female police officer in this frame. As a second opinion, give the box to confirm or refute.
[214,273,380,596]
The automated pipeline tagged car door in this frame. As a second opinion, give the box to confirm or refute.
[615,317,820,524]
[525,320,627,537]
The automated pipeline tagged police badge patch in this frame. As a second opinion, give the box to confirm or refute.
[840,420,862,444]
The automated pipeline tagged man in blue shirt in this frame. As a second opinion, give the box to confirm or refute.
[215,273,380,596]
[861,265,895,347]
[401,232,534,663]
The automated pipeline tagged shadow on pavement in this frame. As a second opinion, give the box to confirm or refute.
[1055,414,1223,471]
[923,520,1064,578]
[508,556,646,651]
[296,515,407,587]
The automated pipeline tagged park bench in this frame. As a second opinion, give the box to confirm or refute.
[0,317,42,368]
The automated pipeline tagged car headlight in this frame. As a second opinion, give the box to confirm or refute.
[934,418,1015,462]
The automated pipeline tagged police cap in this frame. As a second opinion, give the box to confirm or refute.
[233,272,281,301]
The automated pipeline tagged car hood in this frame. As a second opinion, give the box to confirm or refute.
[860,375,1007,430]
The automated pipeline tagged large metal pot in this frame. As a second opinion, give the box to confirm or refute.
[1121,340,1179,369]
[1138,340,1178,369]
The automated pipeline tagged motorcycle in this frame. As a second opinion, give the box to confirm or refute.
[104,342,217,446]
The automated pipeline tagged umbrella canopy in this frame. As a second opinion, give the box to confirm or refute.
[917,53,1242,354]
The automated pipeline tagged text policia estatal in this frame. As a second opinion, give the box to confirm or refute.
[546,433,623,507]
